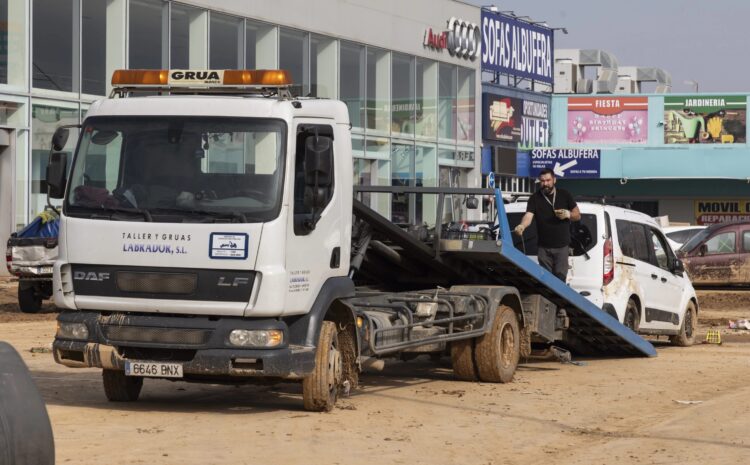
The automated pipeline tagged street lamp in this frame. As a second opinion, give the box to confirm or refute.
[684,80,699,92]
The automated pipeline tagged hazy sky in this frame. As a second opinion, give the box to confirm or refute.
[466,0,748,93]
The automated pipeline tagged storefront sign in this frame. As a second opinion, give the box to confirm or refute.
[483,93,549,147]
[694,200,750,225]
[480,11,553,85]
[423,17,480,61]
[567,97,648,144]
[664,96,746,144]
[528,148,601,178]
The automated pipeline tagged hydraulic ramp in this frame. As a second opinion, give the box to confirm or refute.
[352,186,657,358]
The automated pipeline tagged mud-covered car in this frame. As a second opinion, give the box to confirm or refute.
[678,222,750,286]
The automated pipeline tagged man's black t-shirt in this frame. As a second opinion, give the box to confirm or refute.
[526,188,577,248]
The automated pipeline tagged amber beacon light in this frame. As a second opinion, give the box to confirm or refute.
[111,69,291,87]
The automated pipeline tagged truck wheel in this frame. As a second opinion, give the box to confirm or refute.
[303,321,342,412]
[102,369,143,402]
[450,339,477,381]
[18,283,43,313]
[670,301,696,347]
[474,305,520,383]
[623,299,639,332]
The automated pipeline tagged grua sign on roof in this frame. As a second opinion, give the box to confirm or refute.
[480,11,554,84]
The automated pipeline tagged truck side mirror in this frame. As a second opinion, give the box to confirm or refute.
[52,127,70,152]
[46,152,68,199]
[303,135,333,211]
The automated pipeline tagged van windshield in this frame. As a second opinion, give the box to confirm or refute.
[506,212,598,256]
[64,116,286,223]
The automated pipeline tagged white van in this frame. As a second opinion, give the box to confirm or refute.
[505,201,698,345]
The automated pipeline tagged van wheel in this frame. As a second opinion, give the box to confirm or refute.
[670,301,696,347]
[623,299,639,332]
[18,283,43,314]
[102,369,143,402]
[474,305,520,383]
[303,321,342,412]
[451,339,478,381]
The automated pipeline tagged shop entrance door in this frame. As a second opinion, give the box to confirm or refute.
[0,129,15,276]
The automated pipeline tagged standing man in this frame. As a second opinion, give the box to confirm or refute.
[514,169,581,282]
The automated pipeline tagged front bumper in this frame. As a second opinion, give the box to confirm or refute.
[53,311,315,379]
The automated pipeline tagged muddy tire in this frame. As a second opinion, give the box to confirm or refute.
[18,283,43,314]
[303,321,342,412]
[102,369,143,402]
[474,305,520,383]
[450,339,478,381]
[623,298,639,332]
[670,301,696,347]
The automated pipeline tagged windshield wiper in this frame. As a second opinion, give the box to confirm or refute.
[148,207,249,223]
[72,205,153,222]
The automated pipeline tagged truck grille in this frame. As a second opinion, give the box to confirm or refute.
[102,325,211,346]
[116,271,196,295]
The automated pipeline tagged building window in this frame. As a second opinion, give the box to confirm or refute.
[31,103,79,217]
[438,63,457,141]
[1,0,28,88]
[457,67,475,142]
[391,53,415,138]
[310,34,336,98]
[129,0,167,69]
[246,19,277,69]
[416,58,437,139]
[171,3,206,69]
[366,47,389,135]
[82,0,106,95]
[339,41,365,129]
[415,143,437,225]
[210,12,242,69]
[279,28,308,97]
[33,0,75,92]
[0,0,8,84]
[391,141,414,223]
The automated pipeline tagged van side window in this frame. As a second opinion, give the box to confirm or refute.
[704,231,736,255]
[648,229,670,270]
[616,220,650,263]
[743,231,750,252]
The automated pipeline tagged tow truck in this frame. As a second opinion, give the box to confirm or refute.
[48,69,655,411]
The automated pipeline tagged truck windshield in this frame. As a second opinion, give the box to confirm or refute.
[65,116,286,223]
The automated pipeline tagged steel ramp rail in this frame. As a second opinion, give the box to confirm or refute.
[352,186,657,358]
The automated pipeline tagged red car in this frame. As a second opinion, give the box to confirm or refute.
[678,222,750,286]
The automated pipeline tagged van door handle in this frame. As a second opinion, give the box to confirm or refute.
[661,277,667,283]
[651,274,658,279]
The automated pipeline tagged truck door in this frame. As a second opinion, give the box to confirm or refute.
[284,122,348,314]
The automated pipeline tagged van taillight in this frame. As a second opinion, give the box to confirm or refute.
[603,237,614,285]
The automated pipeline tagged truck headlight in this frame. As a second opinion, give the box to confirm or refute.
[229,329,283,348]
[56,322,89,340]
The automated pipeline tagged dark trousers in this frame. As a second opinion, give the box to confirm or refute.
[538,246,569,282]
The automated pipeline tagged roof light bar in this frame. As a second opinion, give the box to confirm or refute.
[111,69,292,88]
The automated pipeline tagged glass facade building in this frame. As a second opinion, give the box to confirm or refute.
[0,0,480,264]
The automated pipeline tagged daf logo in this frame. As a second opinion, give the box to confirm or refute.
[217,277,250,287]
[74,271,111,281]
[446,17,480,60]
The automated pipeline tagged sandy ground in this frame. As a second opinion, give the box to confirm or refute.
[2,277,750,465]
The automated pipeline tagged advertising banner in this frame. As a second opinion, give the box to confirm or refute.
[480,11,554,84]
[664,96,746,144]
[567,97,648,144]
[528,148,601,179]
[483,93,549,147]
[694,200,750,225]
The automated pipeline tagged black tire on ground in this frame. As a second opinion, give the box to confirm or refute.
[303,321,342,412]
[670,301,697,347]
[623,298,639,332]
[17,283,43,314]
[102,369,143,402]
[474,305,520,383]
[450,339,478,381]
[0,341,55,465]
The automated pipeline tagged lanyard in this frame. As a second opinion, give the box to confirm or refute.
[543,189,556,209]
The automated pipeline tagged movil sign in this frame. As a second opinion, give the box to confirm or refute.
[423,17,480,61]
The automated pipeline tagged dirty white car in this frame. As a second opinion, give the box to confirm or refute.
[506,202,698,345]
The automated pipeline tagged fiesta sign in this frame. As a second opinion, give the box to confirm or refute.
[423,17,480,60]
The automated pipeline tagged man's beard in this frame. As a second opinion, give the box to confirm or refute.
[542,185,555,195]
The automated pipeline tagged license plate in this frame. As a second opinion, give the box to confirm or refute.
[40,266,53,274]
[125,361,183,378]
